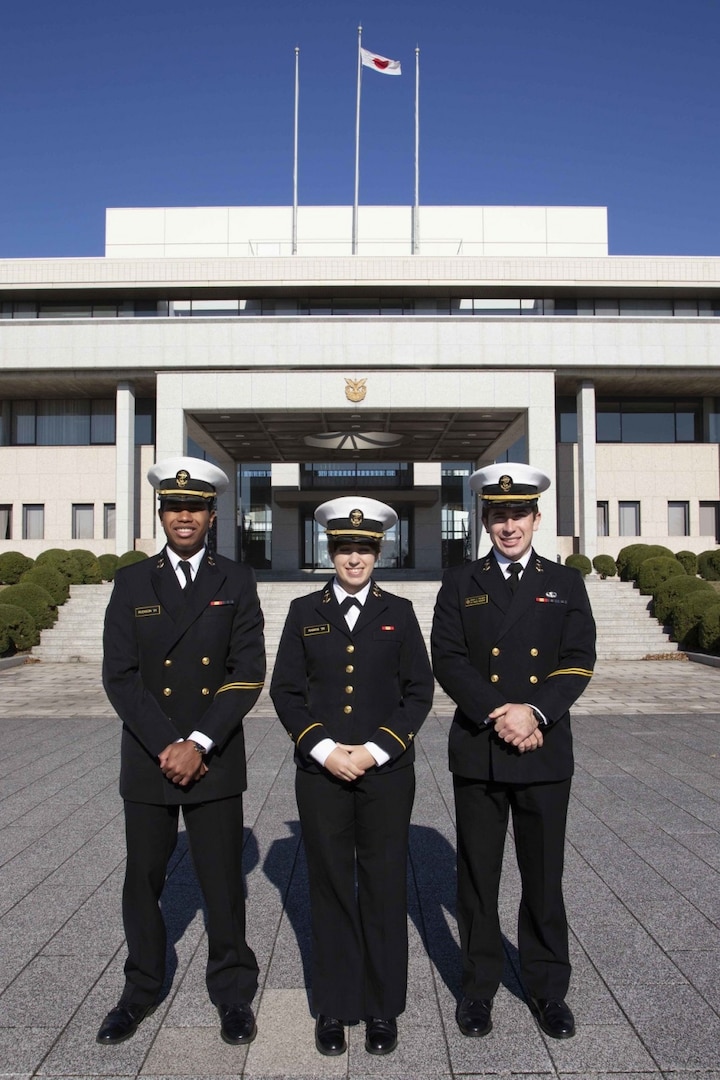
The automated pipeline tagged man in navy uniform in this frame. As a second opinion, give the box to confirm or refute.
[97,457,265,1047]
[271,497,433,1057]
[431,464,595,1041]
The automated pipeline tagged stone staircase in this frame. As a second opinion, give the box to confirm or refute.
[32,575,677,665]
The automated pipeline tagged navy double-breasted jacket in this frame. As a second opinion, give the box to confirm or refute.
[270,581,434,773]
[431,551,595,784]
[102,549,265,805]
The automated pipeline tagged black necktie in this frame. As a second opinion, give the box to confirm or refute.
[507,562,522,595]
[338,596,360,615]
[179,561,193,597]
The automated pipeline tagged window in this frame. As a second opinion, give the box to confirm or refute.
[700,502,720,541]
[72,504,94,540]
[597,400,701,443]
[104,504,116,540]
[668,501,689,536]
[597,502,609,537]
[6,399,115,445]
[23,504,44,540]
[0,505,11,539]
[619,501,641,537]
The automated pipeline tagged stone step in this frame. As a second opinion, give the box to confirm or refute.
[33,573,679,665]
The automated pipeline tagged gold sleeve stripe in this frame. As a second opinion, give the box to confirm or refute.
[378,727,407,751]
[297,722,323,744]
[215,681,265,694]
[547,668,594,678]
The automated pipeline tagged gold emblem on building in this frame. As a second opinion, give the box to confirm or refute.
[345,378,367,402]
[349,509,364,527]
[499,474,513,492]
[176,470,190,487]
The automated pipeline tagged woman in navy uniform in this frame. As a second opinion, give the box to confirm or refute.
[270,497,433,1057]
[98,457,265,1048]
[431,464,595,1042]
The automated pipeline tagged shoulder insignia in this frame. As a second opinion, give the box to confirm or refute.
[465,595,489,607]
[303,623,331,637]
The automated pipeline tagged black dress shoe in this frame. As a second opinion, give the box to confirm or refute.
[456,996,493,1037]
[365,1017,397,1055]
[315,1015,346,1056]
[96,1002,156,1044]
[217,1002,257,1045]
[530,998,576,1039]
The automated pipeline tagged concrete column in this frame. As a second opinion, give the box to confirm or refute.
[115,382,135,554]
[271,463,300,572]
[413,462,441,570]
[577,380,598,561]
[524,372,560,559]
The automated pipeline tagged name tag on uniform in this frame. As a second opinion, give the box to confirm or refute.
[303,623,330,636]
[465,595,488,607]
[135,605,161,618]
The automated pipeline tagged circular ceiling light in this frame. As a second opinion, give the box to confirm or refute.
[304,431,403,451]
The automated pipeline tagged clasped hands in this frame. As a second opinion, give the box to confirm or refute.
[158,741,208,786]
[489,703,544,753]
[324,743,376,782]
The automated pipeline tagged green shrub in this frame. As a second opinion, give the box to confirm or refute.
[117,550,149,568]
[616,544,648,581]
[0,603,38,653]
[637,557,685,596]
[623,545,676,583]
[699,604,720,653]
[565,554,592,575]
[98,553,120,581]
[0,582,57,630]
[671,592,720,648]
[653,575,711,624]
[35,548,82,582]
[674,550,698,576]
[698,549,720,581]
[68,549,103,584]
[20,566,70,605]
[0,551,34,584]
[592,554,617,578]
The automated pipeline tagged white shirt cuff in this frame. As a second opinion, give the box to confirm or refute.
[310,738,338,767]
[364,741,390,767]
[188,730,215,752]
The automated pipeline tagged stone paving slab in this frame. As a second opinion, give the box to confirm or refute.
[1,658,720,1079]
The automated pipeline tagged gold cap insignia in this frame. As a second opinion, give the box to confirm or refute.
[499,474,513,493]
[176,470,190,487]
[349,509,364,527]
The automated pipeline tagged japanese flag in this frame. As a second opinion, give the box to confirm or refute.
[361,47,402,75]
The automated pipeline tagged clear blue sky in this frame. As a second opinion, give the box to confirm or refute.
[2,0,718,258]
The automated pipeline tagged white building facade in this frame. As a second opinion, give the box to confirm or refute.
[1,204,720,571]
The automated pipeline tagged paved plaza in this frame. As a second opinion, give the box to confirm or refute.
[1,656,720,1080]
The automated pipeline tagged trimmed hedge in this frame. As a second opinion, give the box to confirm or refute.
[0,603,37,653]
[0,551,34,584]
[671,591,720,648]
[674,550,698,576]
[698,549,720,581]
[117,550,149,568]
[637,557,685,596]
[616,544,649,581]
[0,582,57,630]
[97,553,120,581]
[20,566,70,605]
[35,548,83,582]
[652,575,711,625]
[592,554,617,578]
[620,544,676,583]
[68,549,103,584]
[565,554,592,575]
[699,604,720,652]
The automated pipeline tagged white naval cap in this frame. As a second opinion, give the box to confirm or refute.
[314,496,398,542]
[470,462,551,504]
[147,456,229,504]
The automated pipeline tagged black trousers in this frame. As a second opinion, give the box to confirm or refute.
[295,765,415,1022]
[453,775,572,1000]
[120,795,258,1006]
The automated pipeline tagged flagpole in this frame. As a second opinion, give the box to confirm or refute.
[413,46,420,255]
[292,46,299,255]
[353,24,362,255]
